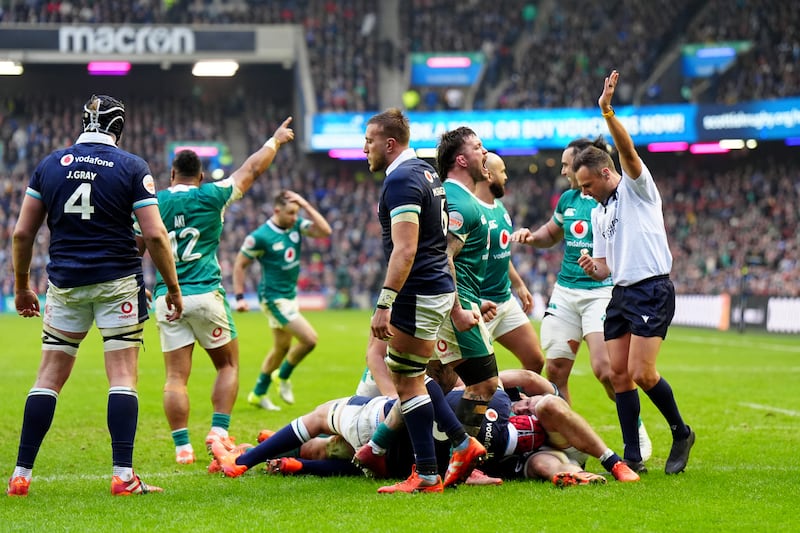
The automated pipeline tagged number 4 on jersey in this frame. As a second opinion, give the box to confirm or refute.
[64,182,95,220]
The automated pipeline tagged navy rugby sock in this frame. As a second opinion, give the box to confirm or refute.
[15,389,58,469]
[400,395,438,476]
[108,387,138,468]
[643,377,690,439]
[615,389,641,462]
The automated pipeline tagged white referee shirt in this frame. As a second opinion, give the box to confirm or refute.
[591,160,672,287]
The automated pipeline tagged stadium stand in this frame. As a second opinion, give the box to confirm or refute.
[681,0,800,104]
[491,0,705,109]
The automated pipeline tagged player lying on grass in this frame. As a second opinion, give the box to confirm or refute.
[465,368,639,485]
[355,363,639,486]
[208,374,471,483]
[209,366,639,486]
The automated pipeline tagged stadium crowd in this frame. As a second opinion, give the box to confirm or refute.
[3,1,798,109]
[682,0,800,104]
[2,93,798,304]
[1,0,799,307]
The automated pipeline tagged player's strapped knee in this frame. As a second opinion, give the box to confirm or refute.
[549,381,563,399]
[453,354,498,386]
[456,397,489,438]
[42,325,81,356]
[384,348,428,377]
[289,418,312,443]
[101,323,144,351]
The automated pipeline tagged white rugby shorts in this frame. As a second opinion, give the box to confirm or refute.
[541,284,611,360]
[156,291,235,352]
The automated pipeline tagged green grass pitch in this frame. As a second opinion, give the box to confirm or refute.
[1,310,798,532]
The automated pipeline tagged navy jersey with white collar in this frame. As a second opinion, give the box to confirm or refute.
[377,157,453,295]
[26,132,158,288]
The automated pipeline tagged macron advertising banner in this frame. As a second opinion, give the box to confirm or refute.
[309,98,800,151]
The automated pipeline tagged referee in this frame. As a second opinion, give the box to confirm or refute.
[574,70,695,475]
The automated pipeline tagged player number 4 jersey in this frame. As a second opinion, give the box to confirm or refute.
[28,134,156,288]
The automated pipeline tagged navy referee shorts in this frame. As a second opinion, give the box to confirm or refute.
[604,275,675,340]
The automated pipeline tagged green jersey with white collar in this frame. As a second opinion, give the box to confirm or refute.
[553,188,612,289]
[480,198,514,302]
[240,217,313,301]
[444,179,490,304]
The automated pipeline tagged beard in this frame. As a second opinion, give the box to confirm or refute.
[489,181,505,198]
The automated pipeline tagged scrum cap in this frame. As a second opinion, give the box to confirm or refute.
[82,94,125,140]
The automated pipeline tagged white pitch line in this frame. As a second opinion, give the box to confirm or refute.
[740,402,800,417]
[33,470,199,483]
[677,335,800,353]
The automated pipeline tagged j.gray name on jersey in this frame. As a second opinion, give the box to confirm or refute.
[66,170,97,180]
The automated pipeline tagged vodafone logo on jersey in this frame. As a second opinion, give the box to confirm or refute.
[424,170,435,183]
[60,154,75,166]
[485,408,499,422]
[499,229,511,249]
[570,220,589,239]
[284,247,296,262]
[212,327,223,338]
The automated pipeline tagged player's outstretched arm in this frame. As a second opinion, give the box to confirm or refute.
[599,71,642,179]
[230,116,295,194]
[365,336,397,397]
[511,219,563,248]
[499,369,557,396]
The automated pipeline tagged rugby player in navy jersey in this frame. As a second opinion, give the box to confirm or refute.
[354,108,486,493]
[8,95,182,497]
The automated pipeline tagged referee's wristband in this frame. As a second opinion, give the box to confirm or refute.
[235,293,245,301]
[375,287,398,309]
